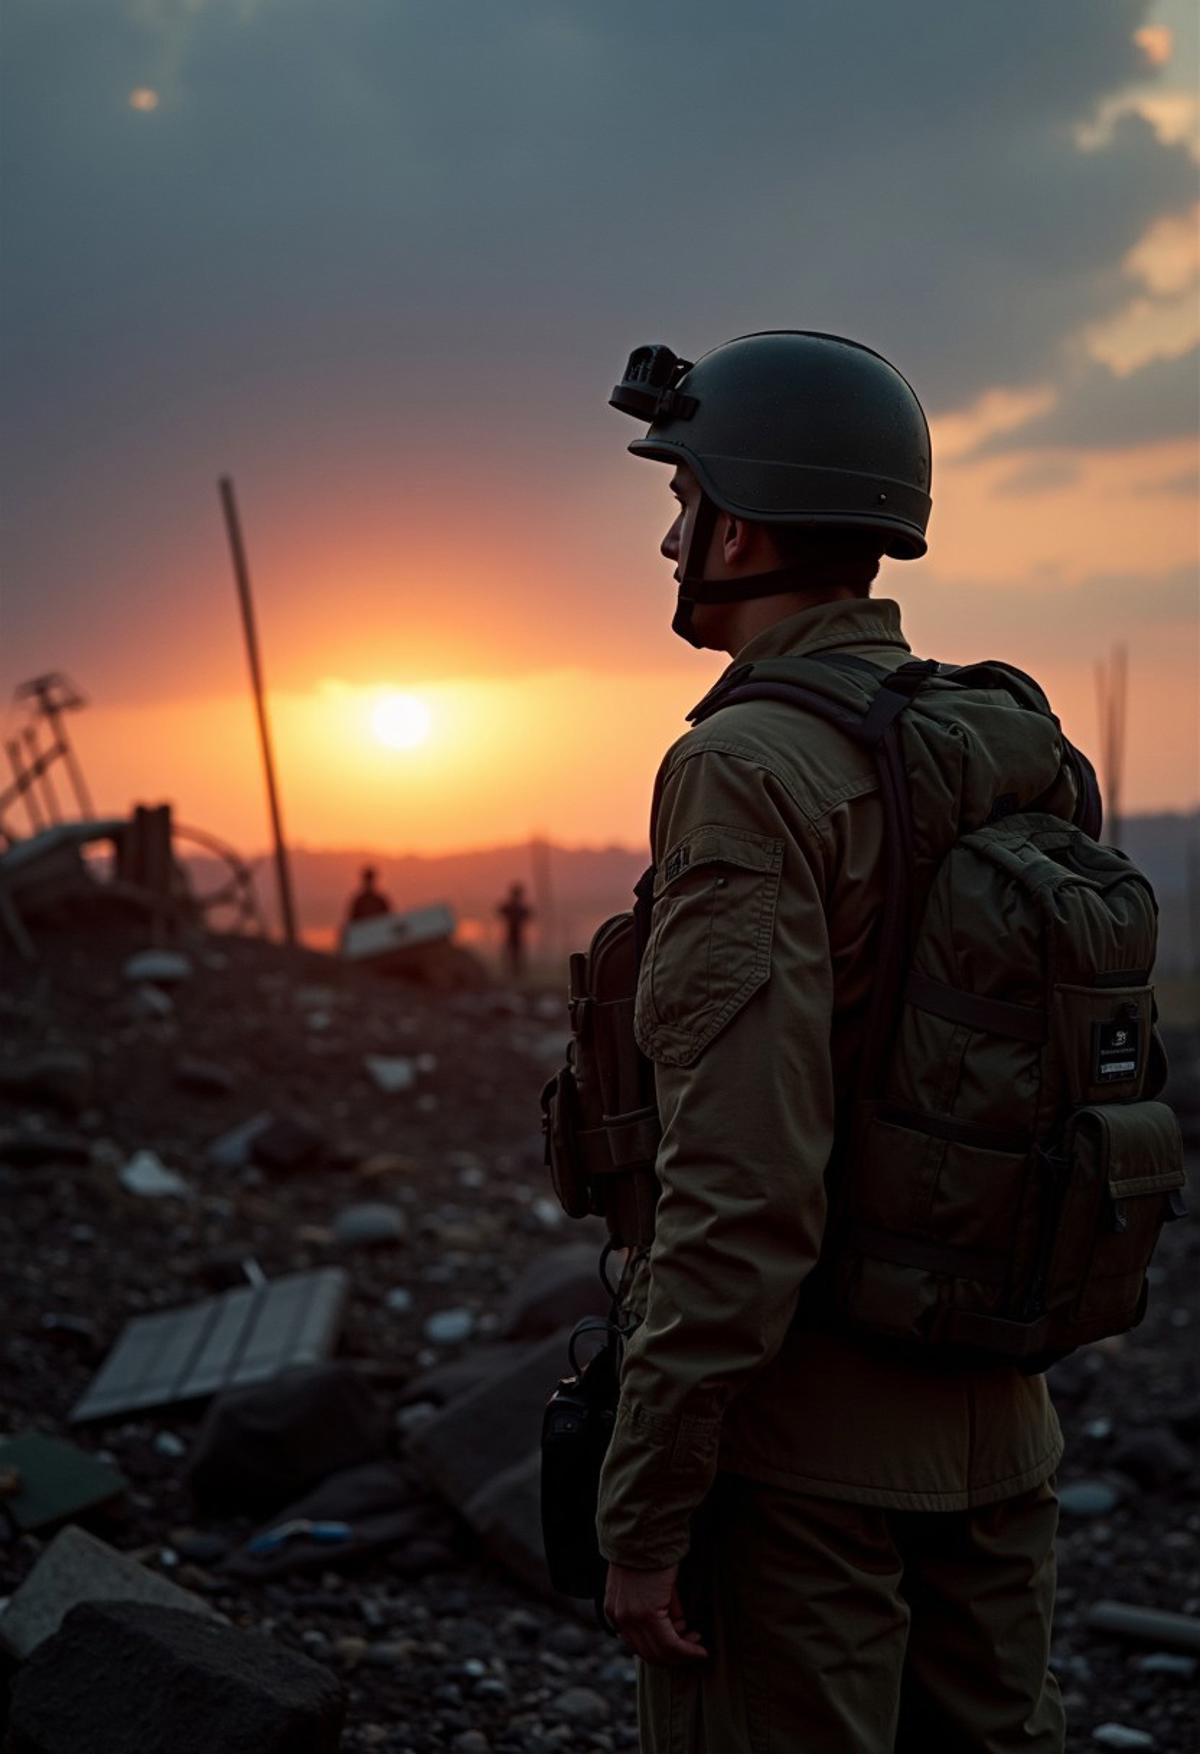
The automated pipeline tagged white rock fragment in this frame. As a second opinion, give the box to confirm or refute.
[364,1055,418,1095]
[1093,1727,1155,1751]
[123,951,193,987]
[423,1308,475,1345]
[119,1151,192,1200]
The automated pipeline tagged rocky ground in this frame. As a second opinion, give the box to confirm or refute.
[1,915,1197,1752]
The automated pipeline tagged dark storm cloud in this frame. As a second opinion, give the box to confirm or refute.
[980,345,1200,452]
[3,0,1192,422]
[1,0,1194,696]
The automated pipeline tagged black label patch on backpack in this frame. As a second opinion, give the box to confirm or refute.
[664,844,691,884]
[1093,1018,1142,1084]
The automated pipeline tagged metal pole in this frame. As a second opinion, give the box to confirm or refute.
[23,726,62,825]
[43,700,95,818]
[6,738,44,834]
[218,476,298,948]
[1094,644,1128,851]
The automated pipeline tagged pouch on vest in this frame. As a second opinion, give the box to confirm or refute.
[542,897,661,1249]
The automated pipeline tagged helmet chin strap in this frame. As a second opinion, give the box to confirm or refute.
[671,492,815,648]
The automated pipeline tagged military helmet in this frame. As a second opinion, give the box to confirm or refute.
[611,331,931,560]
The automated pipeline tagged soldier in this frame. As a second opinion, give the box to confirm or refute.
[497,880,534,981]
[346,865,391,923]
[597,335,1069,1752]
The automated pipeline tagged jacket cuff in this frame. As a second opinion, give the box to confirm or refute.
[595,1396,721,1570]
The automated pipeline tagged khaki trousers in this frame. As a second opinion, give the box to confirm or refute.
[638,1476,1064,1754]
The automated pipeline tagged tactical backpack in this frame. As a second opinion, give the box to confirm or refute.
[699,652,1187,1367]
[544,651,1187,1369]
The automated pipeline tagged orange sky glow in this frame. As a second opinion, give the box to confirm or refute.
[47,417,1198,860]
[4,6,1197,866]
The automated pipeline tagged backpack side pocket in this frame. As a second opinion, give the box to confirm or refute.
[1040,1100,1187,1347]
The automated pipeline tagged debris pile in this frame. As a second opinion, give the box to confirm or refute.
[1,914,1197,1751]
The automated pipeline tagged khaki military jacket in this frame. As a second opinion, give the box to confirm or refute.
[596,598,1064,1572]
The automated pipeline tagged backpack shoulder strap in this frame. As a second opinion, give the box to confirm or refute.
[687,654,940,1104]
[688,653,939,748]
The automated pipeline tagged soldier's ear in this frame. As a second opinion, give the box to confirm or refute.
[722,515,751,566]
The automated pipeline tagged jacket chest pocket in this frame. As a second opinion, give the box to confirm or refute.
[634,825,784,1069]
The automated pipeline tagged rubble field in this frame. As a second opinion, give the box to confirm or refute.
[1,920,1197,1753]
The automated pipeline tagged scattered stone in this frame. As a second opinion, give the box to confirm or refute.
[1134,1651,1197,1677]
[188,1362,385,1515]
[1092,1727,1155,1751]
[384,1286,413,1313]
[0,1049,93,1113]
[207,1112,274,1171]
[358,1151,419,1179]
[174,1054,237,1095]
[1059,1479,1122,1517]
[551,1685,610,1729]
[364,1054,418,1094]
[119,1150,192,1199]
[395,1402,438,1434]
[123,948,193,986]
[423,1308,475,1345]
[500,1243,611,1341]
[1108,1428,1192,1490]
[333,1202,408,1249]
[169,1528,229,1566]
[363,1639,413,1667]
[0,1525,218,1660]
[152,1430,187,1458]
[1085,1600,1200,1653]
[333,1633,368,1668]
[5,1600,345,1753]
[253,1113,327,1173]
[128,983,175,1020]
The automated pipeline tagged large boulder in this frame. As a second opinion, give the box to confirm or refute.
[0,1526,218,1662]
[499,1244,613,1342]
[187,1363,385,1515]
[4,1601,345,1754]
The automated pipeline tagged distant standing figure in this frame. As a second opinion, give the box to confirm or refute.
[347,866,392,924]
[497,881,533,980]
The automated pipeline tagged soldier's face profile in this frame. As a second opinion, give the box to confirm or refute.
[660,469,691,574]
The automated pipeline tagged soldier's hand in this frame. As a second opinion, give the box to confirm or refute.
[604,1561,710,1666]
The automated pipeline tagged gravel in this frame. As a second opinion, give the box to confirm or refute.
[2,920,1197,1752]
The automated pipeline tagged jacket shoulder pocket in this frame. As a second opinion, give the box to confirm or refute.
[634,824,784,1068]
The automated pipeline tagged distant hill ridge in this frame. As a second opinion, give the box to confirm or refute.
[188,811,1198,970]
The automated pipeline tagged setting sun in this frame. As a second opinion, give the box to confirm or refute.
[370,691,432,751]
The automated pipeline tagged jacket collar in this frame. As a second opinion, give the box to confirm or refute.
[731,596,911,666]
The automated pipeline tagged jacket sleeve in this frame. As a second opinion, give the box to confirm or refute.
[596,744,837,1569]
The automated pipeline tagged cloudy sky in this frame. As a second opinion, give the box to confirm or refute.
[2,0,1197,859]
